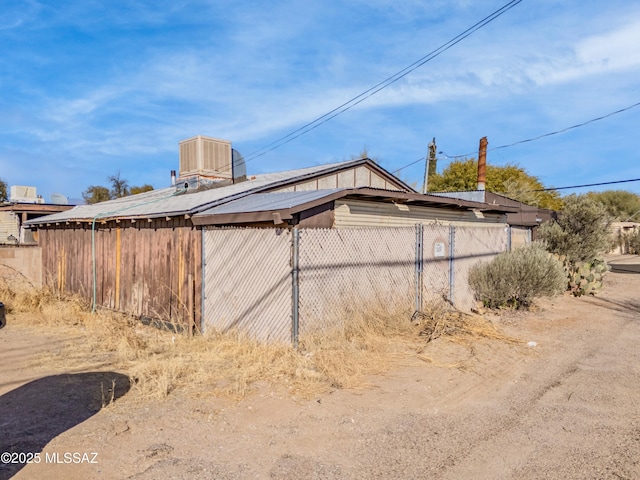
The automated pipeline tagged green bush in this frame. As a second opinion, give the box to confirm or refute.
[537,194,611,265]
[469,243,566,309]
[537,195,614,296]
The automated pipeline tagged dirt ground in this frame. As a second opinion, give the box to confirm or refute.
[1,255,639,480]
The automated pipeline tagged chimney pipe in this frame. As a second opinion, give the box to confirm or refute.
[477,136,488,191]
[170,170,176,186]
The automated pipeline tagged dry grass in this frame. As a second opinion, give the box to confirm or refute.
[297,301,418,390]
[0,273,75,315]
[1,277,522,401]
[414,299,522,345]
[412,299,525,369]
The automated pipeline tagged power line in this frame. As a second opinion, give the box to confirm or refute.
[452,100,640,158]
[501,177,640,203]
[392,152,463,174]
[392,151,460,174]
[527,177,640,193]
[392,157,424,174]
[391,100,640,174]
[242,0,523,163]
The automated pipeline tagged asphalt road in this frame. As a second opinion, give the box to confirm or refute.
[608,262,640,274]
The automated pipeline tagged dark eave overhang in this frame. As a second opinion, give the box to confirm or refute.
[0,203,73,214]
[344,188,519,213]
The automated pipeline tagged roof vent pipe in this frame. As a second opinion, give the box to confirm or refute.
[171,170,176,186]
[477,136,488,191]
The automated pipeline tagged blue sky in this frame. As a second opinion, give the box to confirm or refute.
[1,0,639,202]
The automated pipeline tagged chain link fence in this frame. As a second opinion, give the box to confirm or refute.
[297,227,416,335]
[202,228,293,342]
[511,226,532,249]
[420,224,451,307]
[202,224,512,344]
[451,226,510,311]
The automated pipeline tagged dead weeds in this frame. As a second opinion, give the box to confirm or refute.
[1,277,522,402]
[413,299,522,344]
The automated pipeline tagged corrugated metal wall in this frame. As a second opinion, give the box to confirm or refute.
[334,199,505,228]
[202,228,292,342]
[39,218,201,327]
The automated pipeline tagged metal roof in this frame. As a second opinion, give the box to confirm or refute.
[26,159,518,227]
[192,187,518,226]
[198,189,346,215]
[429,191,487,203]
[26,159,391,225]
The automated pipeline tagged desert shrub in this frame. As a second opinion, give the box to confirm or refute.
[469,243,566,309]
[537,194,611,265]
[537,195,613,296]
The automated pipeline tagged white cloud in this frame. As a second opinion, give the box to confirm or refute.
[3,0,640,198]
[568,20,640,74]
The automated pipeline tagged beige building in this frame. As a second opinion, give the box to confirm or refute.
[610,221,640,254]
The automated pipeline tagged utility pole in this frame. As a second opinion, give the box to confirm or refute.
[422,137,437,194]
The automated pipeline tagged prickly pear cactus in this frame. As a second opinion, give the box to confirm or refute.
[566,258,609,297]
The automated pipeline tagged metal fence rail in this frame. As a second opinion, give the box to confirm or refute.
[203,224,512,344]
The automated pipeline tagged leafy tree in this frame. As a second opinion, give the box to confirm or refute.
[586,190,640,221]
[538,194,611,265]
[82,173,154,204]
[0,178,7,202]
[82,185,111,204]
[108,171,130,199]
[428,159,563,210]
[130,184,154,195]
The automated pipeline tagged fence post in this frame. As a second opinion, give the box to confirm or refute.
[415,223,424,313]
[201,228,206,334]
[448,225,456,305]
[507,225,512,252]
[291,227,300,349]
